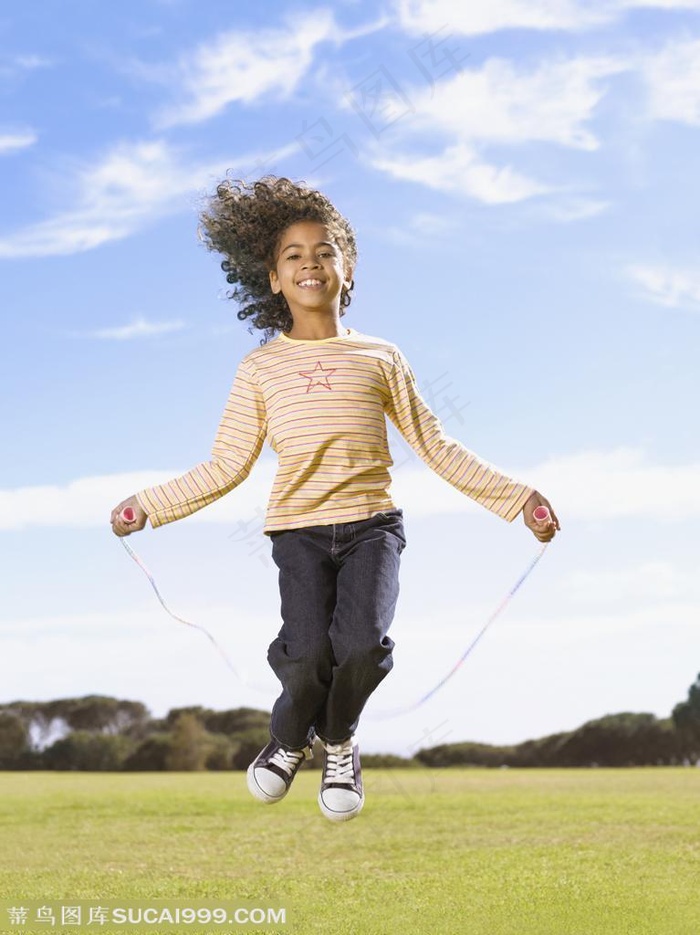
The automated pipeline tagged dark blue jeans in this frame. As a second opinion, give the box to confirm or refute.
[267,509,406,748]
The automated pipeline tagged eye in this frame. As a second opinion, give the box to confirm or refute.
[285,253,301,260]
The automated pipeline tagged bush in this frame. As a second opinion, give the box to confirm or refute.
[415,741,516,768]
[42,732,135,771]
[0,713,28,768]
[361,754,420,768]
[205,734,240,770]
[230,728,272,770]
[122,734,173,771]
[166,713,209,771]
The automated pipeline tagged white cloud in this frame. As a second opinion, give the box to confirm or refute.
[390,447,700,522]
[364,53,626,202]
[0,606,280,714]
[0,54,54,79]
[542,196,612,221]
[0,463,277,532]
[0,139,298,258]
[640,37,700,126]
[154,9,341,128]
[385,54,623,148]
[383,211,461,246]
[12,55,54,71]
[371,142,552,203]
[525,448,700,521]
[0,130,37,154]
[395,0,609,35]
[86,317,187,340]
[2,448,699,532]
[626,263,700,310]
[620,0,700,7]
[407,212,459,235]
[563,562,697,603]
[0,140,217,258]
[0,471,179,532]
[394,0,700,36]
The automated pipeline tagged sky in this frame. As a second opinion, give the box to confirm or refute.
[1,0,699,757]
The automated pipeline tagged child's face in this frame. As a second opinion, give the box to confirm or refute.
[269,221,353,317]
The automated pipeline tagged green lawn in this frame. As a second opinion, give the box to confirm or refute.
[1,768,699,934]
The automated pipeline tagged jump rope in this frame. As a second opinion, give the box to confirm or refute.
[118,505,552,719]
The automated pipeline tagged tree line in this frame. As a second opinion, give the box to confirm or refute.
[1,673,700,770]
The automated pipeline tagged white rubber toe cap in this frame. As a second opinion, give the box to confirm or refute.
[247,764,288,803]
[318,787,365,822]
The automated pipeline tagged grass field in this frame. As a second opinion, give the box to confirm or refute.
[1,768,699,934]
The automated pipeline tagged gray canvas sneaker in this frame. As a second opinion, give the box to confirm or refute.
[318,735,364,821]
[246,739,313,804]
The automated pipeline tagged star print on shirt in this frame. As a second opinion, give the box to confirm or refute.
[298,361,337,393]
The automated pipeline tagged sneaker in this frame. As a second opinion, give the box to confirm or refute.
[246,739,312,804]
[318,736,364,822]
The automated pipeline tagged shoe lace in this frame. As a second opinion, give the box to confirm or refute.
[324,743,355,784]
[269,746,307,778]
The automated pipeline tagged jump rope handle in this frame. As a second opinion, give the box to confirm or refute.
[532,505,552,523]
[120,507,136,523]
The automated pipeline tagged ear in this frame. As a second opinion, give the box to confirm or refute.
[343,267,354,291]
[269,269,281,295]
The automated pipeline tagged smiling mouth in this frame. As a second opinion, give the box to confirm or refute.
[297,279,325,288]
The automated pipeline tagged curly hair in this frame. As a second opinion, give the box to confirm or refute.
[199,176,358,344]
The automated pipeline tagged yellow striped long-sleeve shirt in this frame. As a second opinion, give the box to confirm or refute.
[136,328,533,533]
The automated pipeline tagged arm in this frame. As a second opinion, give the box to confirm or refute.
[112,359,267,534]
[384,348,533,522]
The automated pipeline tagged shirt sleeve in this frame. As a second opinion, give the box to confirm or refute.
[135,359,267,528]
[384,348,533,522]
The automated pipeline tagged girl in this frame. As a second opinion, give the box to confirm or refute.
[111,176,559,822]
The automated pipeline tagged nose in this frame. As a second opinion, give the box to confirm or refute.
[301,256,321,270]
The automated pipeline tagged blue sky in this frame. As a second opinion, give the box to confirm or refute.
[2,0,699,755]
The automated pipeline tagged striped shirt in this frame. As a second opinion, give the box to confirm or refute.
[136,328,533,533]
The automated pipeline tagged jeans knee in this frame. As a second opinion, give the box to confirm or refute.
[333,634,395,673]
[267,636,333,684]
